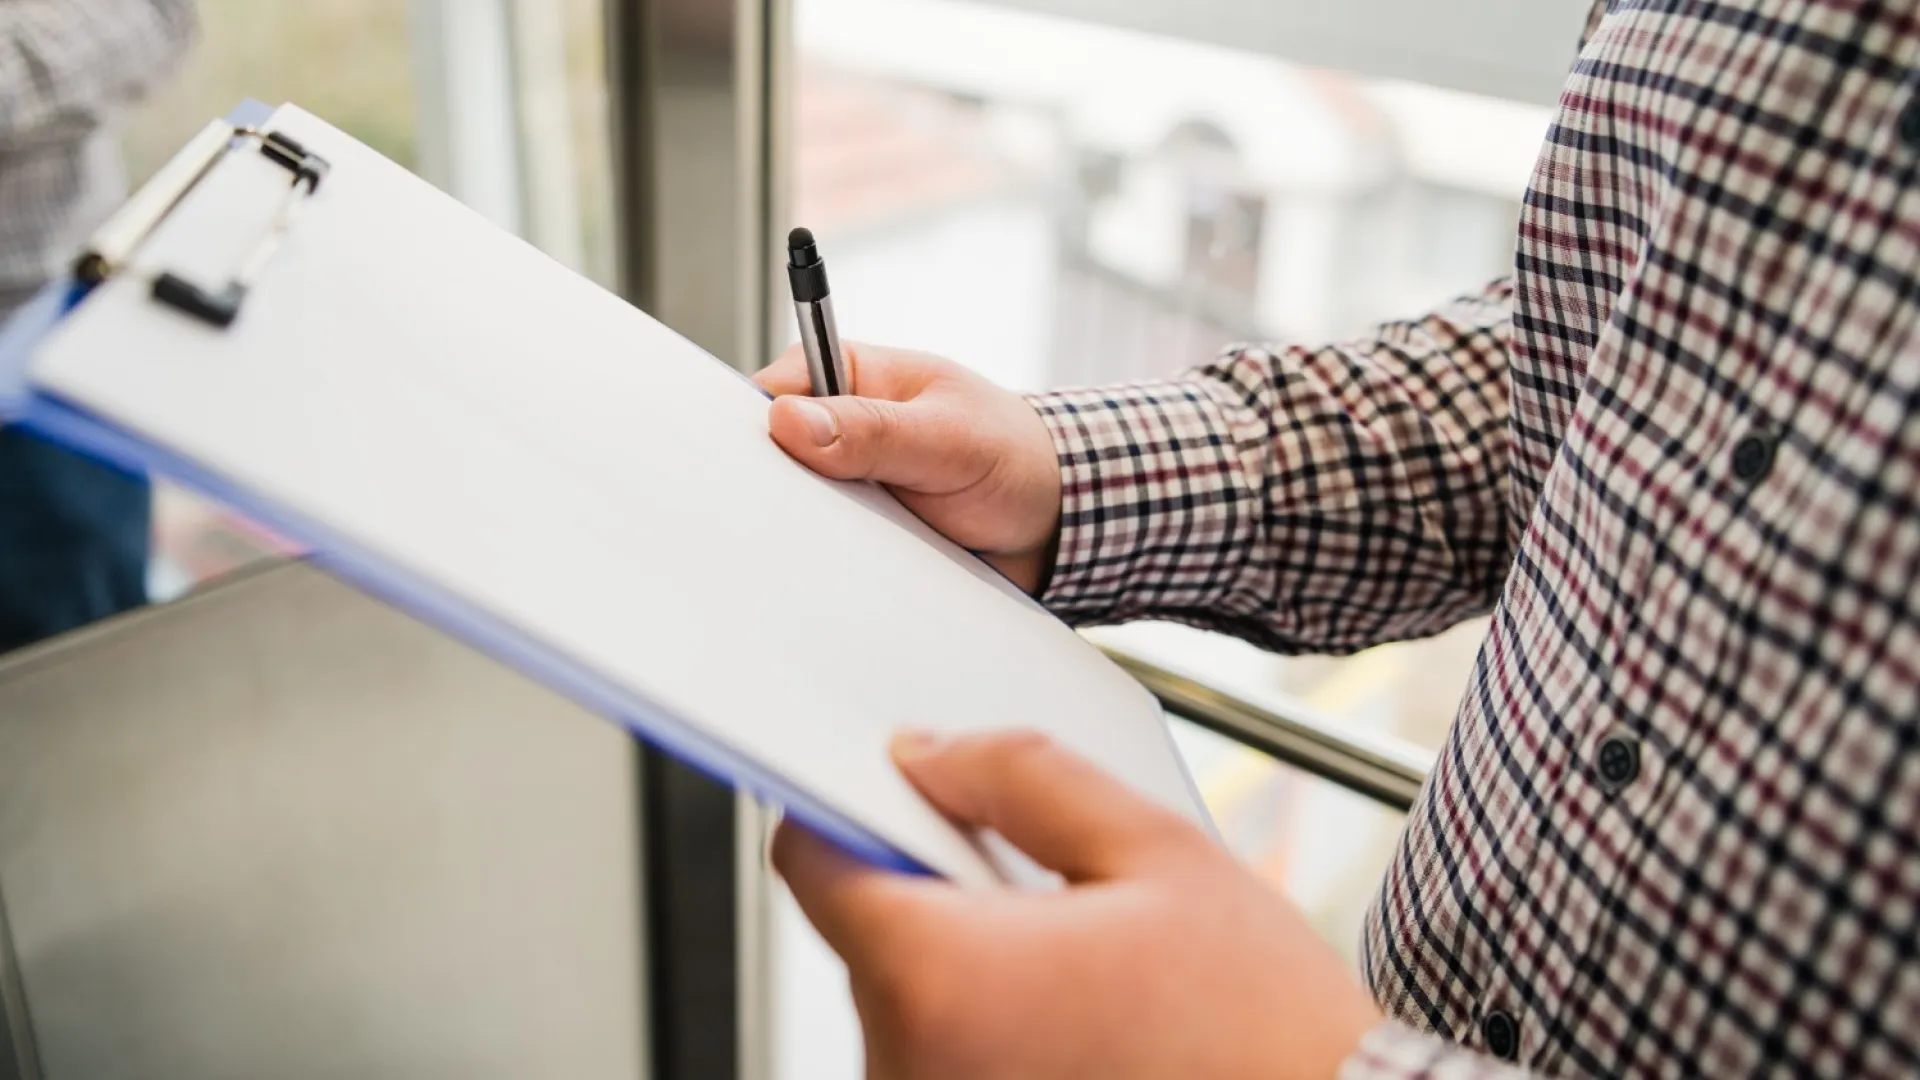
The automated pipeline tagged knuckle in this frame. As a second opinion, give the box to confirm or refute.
[1121,797,1214,868]
[869,345,963,396]
[915,355,977,399]
[755,348,810,391]
[1139,808,1208,856]
[983,728,1058,776]
[911,350,959,380]
[970,730,1060,815]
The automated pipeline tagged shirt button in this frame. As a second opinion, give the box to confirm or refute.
[1482,1010,1520,1061]
[1596,732,1641,793]
[1730,430,1776,483]
[1900,93,1920,150]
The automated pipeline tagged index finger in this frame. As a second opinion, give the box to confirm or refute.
[753,345,814,396]
[894,730,1204,883]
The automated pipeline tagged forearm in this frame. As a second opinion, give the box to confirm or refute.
[0,0,198,149]
[1028,279,1514,654]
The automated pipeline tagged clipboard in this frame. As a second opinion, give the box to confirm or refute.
[0,100,1213,887]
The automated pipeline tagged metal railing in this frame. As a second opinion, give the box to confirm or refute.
[1095,643,1433,813]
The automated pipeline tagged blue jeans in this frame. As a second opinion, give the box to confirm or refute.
[0,427,149,653]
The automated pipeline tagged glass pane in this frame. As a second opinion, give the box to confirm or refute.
[777,1,1549,1076]
[115,0,613,602]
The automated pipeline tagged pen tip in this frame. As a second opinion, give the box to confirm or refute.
[787,226,814,250]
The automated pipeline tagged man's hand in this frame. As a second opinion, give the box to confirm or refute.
[755,343,1062,594]
[771,730,1383,1080]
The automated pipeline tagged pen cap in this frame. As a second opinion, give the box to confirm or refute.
[786,227,830,303]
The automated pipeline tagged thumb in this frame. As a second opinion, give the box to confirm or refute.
[891,729,1201,884]
[766,394,980,490]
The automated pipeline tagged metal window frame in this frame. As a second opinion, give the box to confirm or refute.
[603,2,787,1079]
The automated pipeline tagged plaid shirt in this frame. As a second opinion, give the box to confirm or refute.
[1029,1,1920,1077]
[0,0,198,298]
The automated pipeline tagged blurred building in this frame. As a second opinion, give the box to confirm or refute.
[793,0,1547,386]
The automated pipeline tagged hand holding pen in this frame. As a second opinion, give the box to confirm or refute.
[762,226,1062,595]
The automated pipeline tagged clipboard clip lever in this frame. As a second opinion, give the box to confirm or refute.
[74,121,331,329]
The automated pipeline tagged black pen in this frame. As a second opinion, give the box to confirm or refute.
[786,227,850,397]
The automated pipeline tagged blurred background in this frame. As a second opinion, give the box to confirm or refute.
[80,0,1581,1077]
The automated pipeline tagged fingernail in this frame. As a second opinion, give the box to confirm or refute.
[890,728,945,761]
[791,399,839,447]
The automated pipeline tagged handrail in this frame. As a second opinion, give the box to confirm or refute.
[1095,644,1433,813]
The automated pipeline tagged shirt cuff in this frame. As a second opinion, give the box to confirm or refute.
[1339,1020,1532,1080]
[1023,378,1264,627]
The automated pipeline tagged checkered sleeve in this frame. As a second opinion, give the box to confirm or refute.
[1026,279,1513,653]
[0,0,199,149]
[1339,1021,1539,1080]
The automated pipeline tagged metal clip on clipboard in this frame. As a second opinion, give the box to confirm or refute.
[72,120,330,329]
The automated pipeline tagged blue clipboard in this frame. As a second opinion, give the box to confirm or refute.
[0,99,933,879]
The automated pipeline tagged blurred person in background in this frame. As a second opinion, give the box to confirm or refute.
[0,1,199,653]
[759,1,1920,1078]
